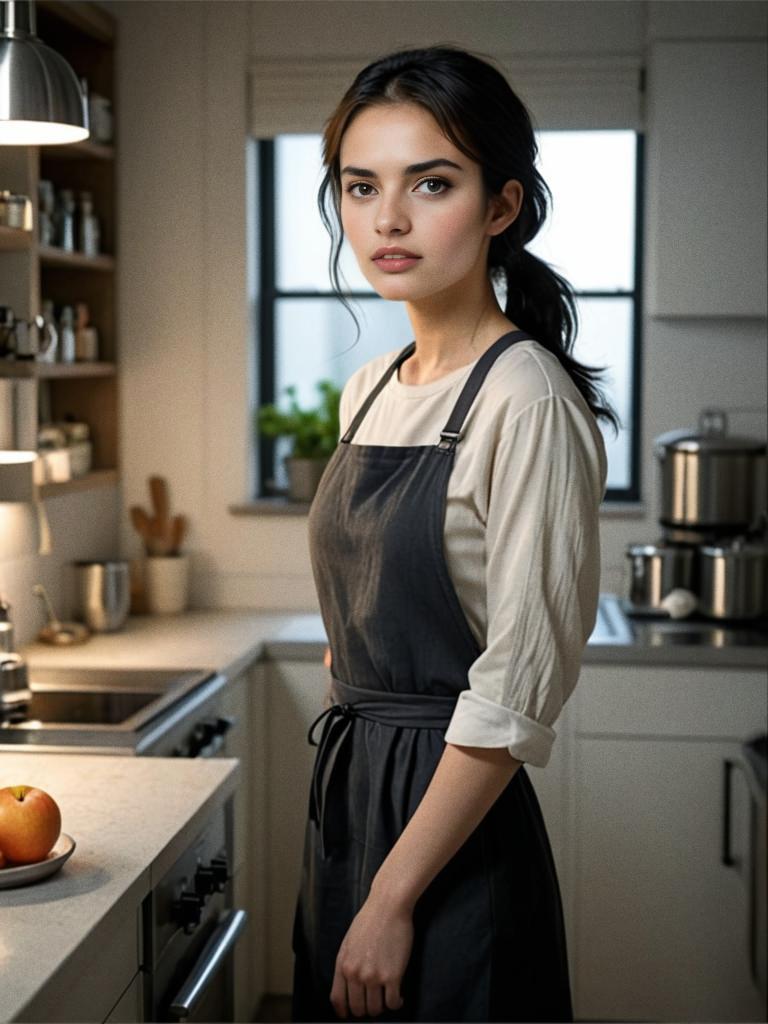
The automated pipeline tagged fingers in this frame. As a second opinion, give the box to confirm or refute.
[330,973,402,1019]
[323,645,332,670]
[330,968,348,1019]
[364,983,384,1017]
[385,981,404,1012]
[346,977,366,1018]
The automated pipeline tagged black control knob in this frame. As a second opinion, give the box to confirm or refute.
[172,891,204,934]
[188,720,216,758]
[210,855,229,891]
[214,715,235,736]
[194,865,216,897]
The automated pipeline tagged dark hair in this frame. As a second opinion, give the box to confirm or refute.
[318,44,621,436]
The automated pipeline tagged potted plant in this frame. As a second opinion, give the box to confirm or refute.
[257,379,341,501]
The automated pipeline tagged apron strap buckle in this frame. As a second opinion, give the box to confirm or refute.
[437,430,463,451]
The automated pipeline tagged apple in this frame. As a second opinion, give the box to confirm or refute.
[0,785,61,864]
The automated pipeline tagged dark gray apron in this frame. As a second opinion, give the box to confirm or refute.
[291,329,574,1023]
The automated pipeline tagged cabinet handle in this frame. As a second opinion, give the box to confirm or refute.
[721,757,748,867]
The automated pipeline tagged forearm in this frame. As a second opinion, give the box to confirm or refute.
[369,741,523,912]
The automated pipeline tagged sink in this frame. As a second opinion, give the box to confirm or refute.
[27,666,206,693]
[23,689,163,726]
[0,666,222,750]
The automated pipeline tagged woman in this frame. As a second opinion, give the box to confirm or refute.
[291,45,618,1023]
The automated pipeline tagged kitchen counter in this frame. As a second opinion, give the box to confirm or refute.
[0,755,239,1023]
[16,595,768,674]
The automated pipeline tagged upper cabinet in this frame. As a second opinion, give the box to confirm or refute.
[645,40,768,319]
[0,0,118,498]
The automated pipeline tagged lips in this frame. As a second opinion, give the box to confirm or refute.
[371,246,421,260]
[371,246,422,273]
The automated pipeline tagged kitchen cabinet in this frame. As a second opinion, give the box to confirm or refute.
[223,660,269,1022]
[0,0,119,497]
[264,658,327,993]
[567,664,767,1022]
[646,40,767,318]
[17,898,142,1024]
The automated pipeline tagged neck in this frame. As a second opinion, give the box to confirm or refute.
[404,276,515,375]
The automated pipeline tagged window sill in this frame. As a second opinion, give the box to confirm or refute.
[229,498,648,518]
[599,501,646,517]
[229,497,312,516]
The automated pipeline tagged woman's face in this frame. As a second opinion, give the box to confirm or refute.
[338,102,511,305]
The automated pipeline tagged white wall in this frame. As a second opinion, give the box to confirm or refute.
[2,0,766,644]
[112,0,768,606]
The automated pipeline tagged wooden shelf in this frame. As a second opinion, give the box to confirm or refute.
[41,140,115,161]
[0,225,33,252]
[36,0,115,44]
[0,360,117,379]
[39,246,115,271]
[36,468,119,499]
[0,1,119,497]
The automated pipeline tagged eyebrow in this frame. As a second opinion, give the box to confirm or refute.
[340,158,463,177]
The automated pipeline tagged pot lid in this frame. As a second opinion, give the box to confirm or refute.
[700,540,768,557]
[654,427,766,455]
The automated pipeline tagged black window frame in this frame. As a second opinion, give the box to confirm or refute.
[257,133,644,503]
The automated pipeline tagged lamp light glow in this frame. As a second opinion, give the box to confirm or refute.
[0,0,89,147]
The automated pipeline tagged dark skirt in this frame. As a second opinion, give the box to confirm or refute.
[290,721,574,1023]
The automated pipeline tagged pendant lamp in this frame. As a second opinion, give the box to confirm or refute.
[0,0,89,145]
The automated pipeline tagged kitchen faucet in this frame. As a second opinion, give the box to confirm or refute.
[0,595,31,722]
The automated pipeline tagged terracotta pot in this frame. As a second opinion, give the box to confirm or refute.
[284,456,330,502]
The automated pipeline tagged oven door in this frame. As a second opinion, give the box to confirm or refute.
[144,799,246,1023]
[163,909,247,1022]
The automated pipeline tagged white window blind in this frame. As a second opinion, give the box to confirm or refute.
[247,54,644,137]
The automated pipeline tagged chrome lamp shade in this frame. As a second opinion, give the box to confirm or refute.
[0,0,89,145]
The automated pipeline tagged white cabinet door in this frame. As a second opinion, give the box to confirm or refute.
[265,659,328,993]
[569,664,767,1023]
[573,735,762,1022]
[646,40,768,317]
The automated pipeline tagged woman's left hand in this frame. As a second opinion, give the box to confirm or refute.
[330,895,413,1019]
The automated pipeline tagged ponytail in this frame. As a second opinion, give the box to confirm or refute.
[494,248,621,437]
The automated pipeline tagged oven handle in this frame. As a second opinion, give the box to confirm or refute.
[168,908,247,1020]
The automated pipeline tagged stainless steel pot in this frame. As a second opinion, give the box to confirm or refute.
[655,409,767,533]
[698,537,768,619]
[626,542,696,611]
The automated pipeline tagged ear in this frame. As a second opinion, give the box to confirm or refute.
[486,179,523,238]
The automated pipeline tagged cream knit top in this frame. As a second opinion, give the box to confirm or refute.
[338,337,608,768]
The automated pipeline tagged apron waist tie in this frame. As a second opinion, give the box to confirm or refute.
[306,677,460,858]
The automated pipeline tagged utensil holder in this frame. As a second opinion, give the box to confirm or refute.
[145,554,189,614]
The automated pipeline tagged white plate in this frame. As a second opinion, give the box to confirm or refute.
[0,833,76,889]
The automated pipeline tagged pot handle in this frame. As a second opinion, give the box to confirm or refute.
[699,407,728,437]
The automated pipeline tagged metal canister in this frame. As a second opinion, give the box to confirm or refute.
[73,560,130,632]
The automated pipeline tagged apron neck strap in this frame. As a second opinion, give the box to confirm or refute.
[341,342,415,443]
[437,330,533,451]
[341,330,533,447]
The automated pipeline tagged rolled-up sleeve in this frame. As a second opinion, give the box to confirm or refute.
[443,394,606,768]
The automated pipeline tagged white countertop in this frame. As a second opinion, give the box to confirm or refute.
[17,601,767,673]
[17,609,327,681]
[0,754,239,1023]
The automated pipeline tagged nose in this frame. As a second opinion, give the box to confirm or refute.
[374,193,410,236]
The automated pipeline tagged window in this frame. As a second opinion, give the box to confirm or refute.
[252,131,643,501]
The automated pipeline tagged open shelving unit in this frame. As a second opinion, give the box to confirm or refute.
[0,0,118,496]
